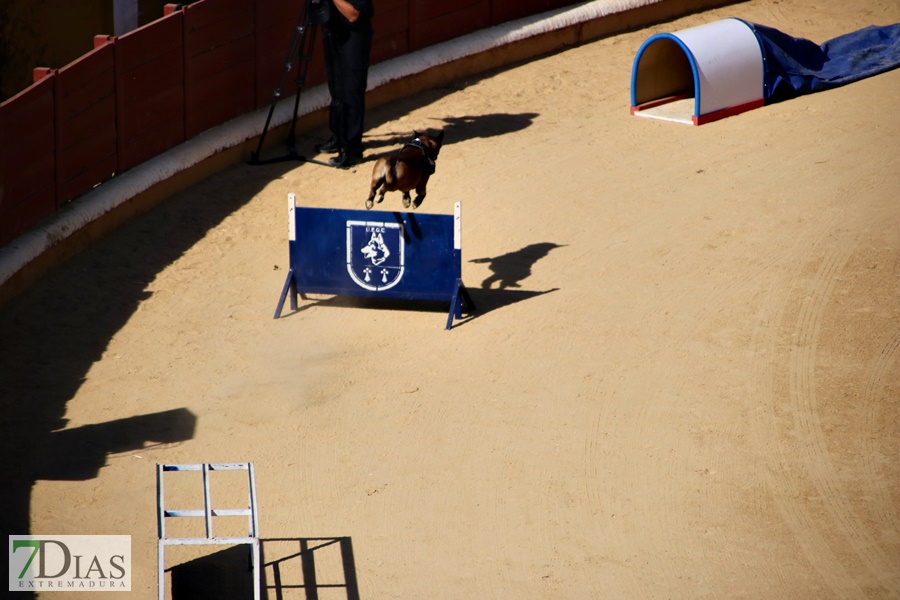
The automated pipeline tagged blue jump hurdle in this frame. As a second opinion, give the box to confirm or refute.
[274,194,475,329]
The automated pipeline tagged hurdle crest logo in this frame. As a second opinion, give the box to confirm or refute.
[346,220,405,291]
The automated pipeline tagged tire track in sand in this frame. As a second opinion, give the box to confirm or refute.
[748,222,858,596]
[751,215,898,596]
[579,220,805,596]
[861,325,900,586]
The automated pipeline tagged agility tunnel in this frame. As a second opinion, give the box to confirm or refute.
[631,18,900,125]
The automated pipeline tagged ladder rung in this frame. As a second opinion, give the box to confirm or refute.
[162,463,250,472]
[164,509,251,518]
[161,537,258,546]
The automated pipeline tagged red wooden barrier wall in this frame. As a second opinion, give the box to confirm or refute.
[255,0,306,107]
[55,42,117,204]
[0,75,57,244]
[409,0,491,52]
[115,10,186,171]
[183,0,257,137]
[372,0,409,64]
[0,0,586,247]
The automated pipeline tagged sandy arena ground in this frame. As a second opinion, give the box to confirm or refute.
[2,0,899,597]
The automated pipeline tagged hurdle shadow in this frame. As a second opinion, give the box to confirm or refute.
[261,537,360,600]
[462,286,558,325]
[284,295,472,330]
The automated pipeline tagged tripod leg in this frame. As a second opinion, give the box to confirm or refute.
[285,23,319,154]
[250,6,313,164]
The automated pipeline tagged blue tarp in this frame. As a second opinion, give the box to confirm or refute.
[741,21,900,103]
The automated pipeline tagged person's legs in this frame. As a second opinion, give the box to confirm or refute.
[321,28,346,151]
[338,28,372,158]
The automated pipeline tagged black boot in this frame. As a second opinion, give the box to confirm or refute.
[329,151,363,169]
[315,137,342,153]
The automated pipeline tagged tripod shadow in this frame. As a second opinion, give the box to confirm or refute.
[262,537,360,600]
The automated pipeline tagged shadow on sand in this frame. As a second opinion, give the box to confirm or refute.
[276,241,563,328]
[166,537,360,600]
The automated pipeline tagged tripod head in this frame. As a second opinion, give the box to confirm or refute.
[307,0,330,25]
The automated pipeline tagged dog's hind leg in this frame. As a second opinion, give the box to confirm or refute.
[402,191,412,209]
[412,178,429,208]
[367,175,385,209]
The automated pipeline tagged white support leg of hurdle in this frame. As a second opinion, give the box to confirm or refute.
[156,463,261,600]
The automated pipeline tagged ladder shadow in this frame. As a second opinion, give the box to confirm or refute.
[261,537,360,600]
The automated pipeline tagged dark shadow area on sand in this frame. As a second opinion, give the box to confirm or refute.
[164,536,361,599]
[0,159,294,597]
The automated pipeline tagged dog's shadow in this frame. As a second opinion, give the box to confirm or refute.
[470,242,563,290]
[359,112,539,161]
[456,241,563,325]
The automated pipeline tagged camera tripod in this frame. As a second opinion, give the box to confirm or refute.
[250,0,331,166]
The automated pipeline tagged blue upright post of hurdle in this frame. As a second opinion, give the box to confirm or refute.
[274,193,475,329]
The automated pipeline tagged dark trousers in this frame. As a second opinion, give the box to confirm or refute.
[323,25,372,156]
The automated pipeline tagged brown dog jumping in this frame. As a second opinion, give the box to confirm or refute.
[366,131,444,210]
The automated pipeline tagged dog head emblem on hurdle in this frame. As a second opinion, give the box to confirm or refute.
[361,232,390,265]
[346,220,405,291]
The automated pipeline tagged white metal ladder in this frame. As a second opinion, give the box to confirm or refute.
[156,463,261,600]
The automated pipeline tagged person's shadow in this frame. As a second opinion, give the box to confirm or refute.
[358,112,540,161]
